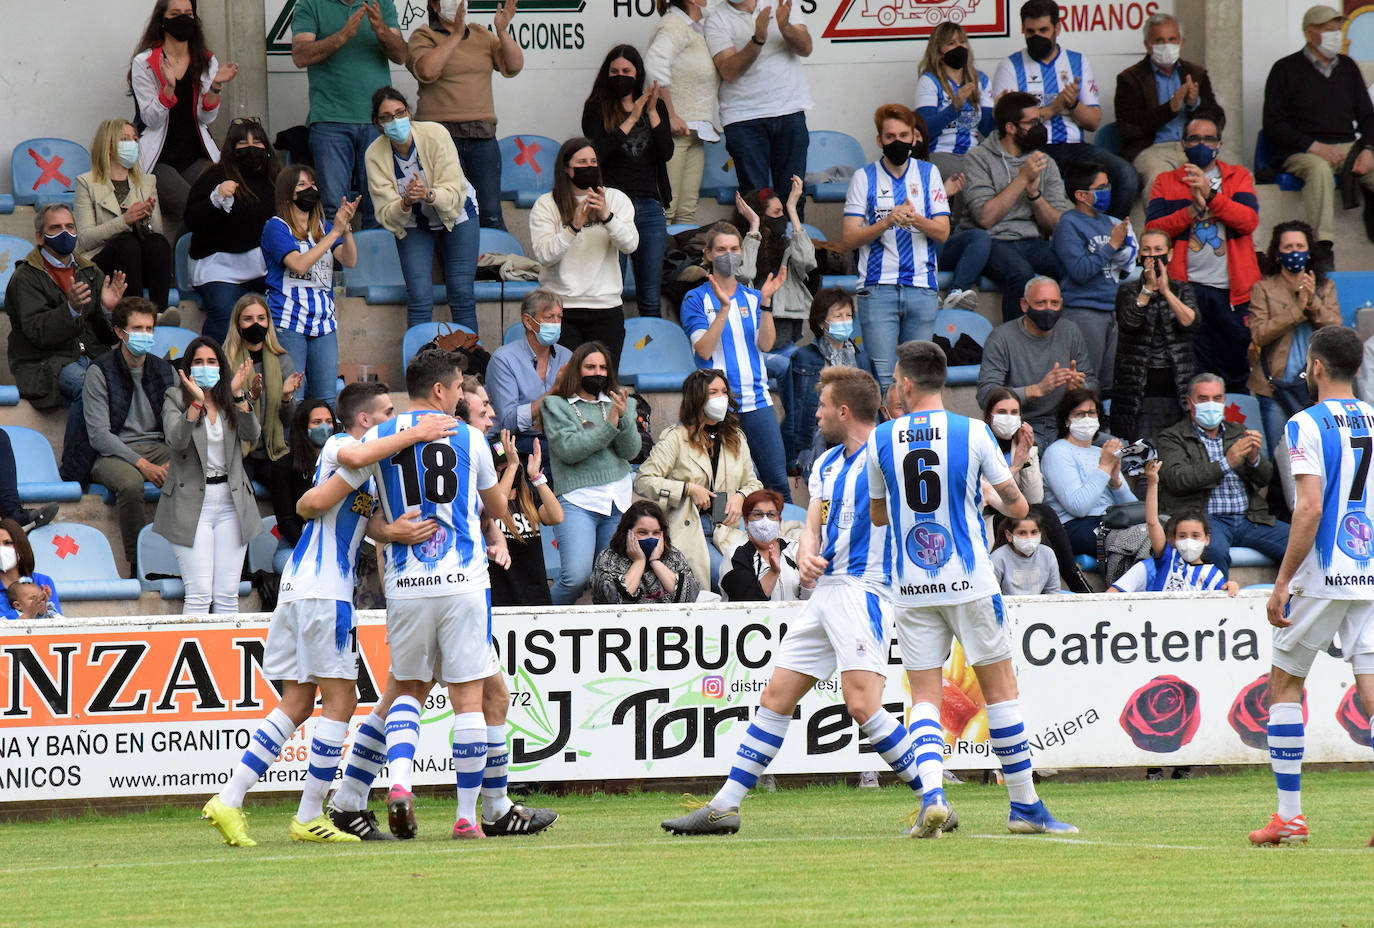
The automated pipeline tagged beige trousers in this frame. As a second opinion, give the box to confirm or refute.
[665,135,705,224]
[1281,141,1374,242]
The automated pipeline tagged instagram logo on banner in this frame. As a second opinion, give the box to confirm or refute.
[702,675,725,698]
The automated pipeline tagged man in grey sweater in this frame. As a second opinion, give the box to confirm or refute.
[961,90,1071,322]
[977,277,1097,450]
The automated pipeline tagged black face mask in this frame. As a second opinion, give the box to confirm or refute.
[882,139,913,165]
[1025,33,1055,61]
[941,45,969,70]
[570,166,602,190]
[1025,307,1061,331]
[239,322,269,345]
[606,74,637,99]
[163,13,197,42]
[1016,123,1048,152]
[293,186,320,212]
[581,374,608,396]
[763,215,788,237]
[237,146,269,174]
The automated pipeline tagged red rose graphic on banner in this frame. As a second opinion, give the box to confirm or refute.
[1336,685,1372,747]
[1229,674,1309,750]
[1119,675,1201,753]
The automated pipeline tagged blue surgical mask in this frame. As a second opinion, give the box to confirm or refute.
[1184,142,1217,169]
[191,366,221,389]
[307,424,332,447]
[638,536,659,560]
[44,230,78,256]
[116,140,141,169]
[1278,250,1310,273]
[536,322,561,346]
[1194,400,1224,430]
[828,320,854,341]
[383,116,411,144]
[1091,187,1111,213]
[125,331,155,357]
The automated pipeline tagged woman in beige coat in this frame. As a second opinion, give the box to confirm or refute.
[634,369,763,591]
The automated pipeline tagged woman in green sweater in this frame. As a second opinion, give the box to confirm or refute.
[541,341,641,603]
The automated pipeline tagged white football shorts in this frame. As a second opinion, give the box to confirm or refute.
[262,598,359,684]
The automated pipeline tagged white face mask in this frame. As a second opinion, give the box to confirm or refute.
[0,546,16,573]
[703,395,730,423]
[1318,29,1343,57]
[439,0,461,21]
[1011,534,1041,557]
[747,517,780,544]
[1068,417,1099,442]
[991,413,1022,440]
[1174,537,1206,563]
[1149,43,1180,67]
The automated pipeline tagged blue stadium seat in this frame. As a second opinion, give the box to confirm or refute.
[152,325,199,361]
[247,516,280,575]
[1094,122,1120,156]
[173,233,195,299]
[1241,583,1275,591]
[1075,553,1100,573]
[0,233,32,306]
[699,137,739,205]
[88,482,161,504]
[667,223,697,236]
[1224,392,1265,450]
[1,427,82,503]
[503,322,525,346]
[498,134,559,208]
[1254,130,1305,191]
[474,227,538,303]
[342,228,400,298]
[821,275,857,293]
[0,194,12,214]
[782,502,807,523]
[135,524,252,600]
[934,309,993,386]
[1326,270,1374,327]
[11,138,91,207]
[0,386,18,406]
[401,322,477,370]
[542,528,560,583]
[619,318,697,392]
[804,131,867,202]
[31,522,142,601]
[1230,547,1276,568]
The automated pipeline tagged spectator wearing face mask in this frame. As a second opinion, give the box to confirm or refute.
[486,289,571,457]
[790,288,867,475]
[591,500,699,604]
[990,511,1059,595]
[277,398,340,552]
[1042,387,1136,557]
[720,488,802,601]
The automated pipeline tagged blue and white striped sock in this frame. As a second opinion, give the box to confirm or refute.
[907,701,946,797]
[220,708,295,807]
[330,709,387,812]
[481,724,513,822]
[712,707,791,810]
[452,712,487,824]
[1269,702,1304,820]
[386,696,422,792]
[858,708,921,793]
[987,699,1038,806]
[298,717,348,822]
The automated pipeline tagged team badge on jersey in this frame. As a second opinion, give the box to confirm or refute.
[415,522,452,564]
[907,523,952,570]
[1340,512,1374,560]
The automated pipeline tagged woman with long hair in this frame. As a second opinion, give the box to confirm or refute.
[644,0,718,224]
[185,115,282,343]
[261,164,359,400]
[73,118,172,312]
[528,137,639,367]
[276,398,340,556]
[582,44,673,319]
[591,500,698,604]
[635,368,763,591]
[915,22,993,204]
[0,519,60,621]
[153,336,263,614]
[128,0,238,227]
[730,178,816,348]
[540,341,641,603]
[489,428,563,607]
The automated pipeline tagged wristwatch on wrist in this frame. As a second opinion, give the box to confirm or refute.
[603,211,615,223]
[751,34,765,45]
[233,393,248,404]
[425,190,436,204]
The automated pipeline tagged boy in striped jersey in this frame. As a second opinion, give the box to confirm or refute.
[868,340,1076,836]
[1251,326,1374,846]
[201,382,456,846]
[663,367,941,836]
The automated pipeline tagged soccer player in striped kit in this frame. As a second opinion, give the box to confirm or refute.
[867,340,1076,836]
[201,382,455,845]
[663,367,943,836]
[1251,326,1374,846]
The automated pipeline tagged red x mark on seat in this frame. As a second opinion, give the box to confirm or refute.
[513,137,542,173]
[51,534,80,559]
[29,149,71,191]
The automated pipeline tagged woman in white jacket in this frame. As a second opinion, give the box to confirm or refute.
[644,0,719,224]
[128,0,238,227]
[528,136,639,368]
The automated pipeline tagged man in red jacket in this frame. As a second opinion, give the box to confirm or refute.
[1145,108,1260,393]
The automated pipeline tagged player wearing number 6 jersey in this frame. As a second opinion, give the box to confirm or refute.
[1250,327,1374,847]
[867,340,1077,837]
[201,382,457,847]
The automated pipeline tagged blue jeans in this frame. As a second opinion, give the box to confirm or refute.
[1257,394,1288,457]
[763,349,797,467]
[936,228,992,292]
[1064,515,1102,557]
[699,513,724,590]
[1191,284,1252,393]
[451,136,506,231]
[552,499,623,604]
[723,112,809,220]
[197,278,267,346]
[0,428,19,520]
[620,196,666,318]
[395,218,479,331]
[983,238,1065,322]
[856,284,938,390]
[309,122,380,229]
[59,357,91,403]
[1043,142,1140,218]
[275,326,339,402]
[739,406,791,502]
[1202,513,1291,576]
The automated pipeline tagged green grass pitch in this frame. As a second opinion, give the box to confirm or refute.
[4,769,1374,927]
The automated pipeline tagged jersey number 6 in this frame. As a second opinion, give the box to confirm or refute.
[903,448,942,514]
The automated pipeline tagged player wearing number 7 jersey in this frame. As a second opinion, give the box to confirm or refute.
[1250,327,1374,847]
[866,340,1077,837]
[201,382,458,846]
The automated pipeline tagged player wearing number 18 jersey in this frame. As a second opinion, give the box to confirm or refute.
[867,341,1076,836]
[1251,327,1374,846]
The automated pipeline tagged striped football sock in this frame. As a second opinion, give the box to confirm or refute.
[1269,702,1304,819]
[330,709,387,812]
[481,724,513,822]
[858,708,921,793]
[298,717,348,822]
[452,713,487,825]
[987,699,1038,806]
[386,696,422,792]
[220,708,296,807]
[712,707,791,810]
[907,701,946,797]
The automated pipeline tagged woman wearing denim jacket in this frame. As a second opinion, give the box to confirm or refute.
[791,288,868,476]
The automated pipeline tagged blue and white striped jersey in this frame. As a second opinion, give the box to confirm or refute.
[1110,547,1226,593]
[808,441,891,590]
[991,47,1100,145]
[363,413,499,599]
[262,216,340,336]
[915,71,994,155]
[844,159,948,289]
[866,409,1011,605]
[279,433,374,605]
[1286,398,1374,599]
[680,281,773,413]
